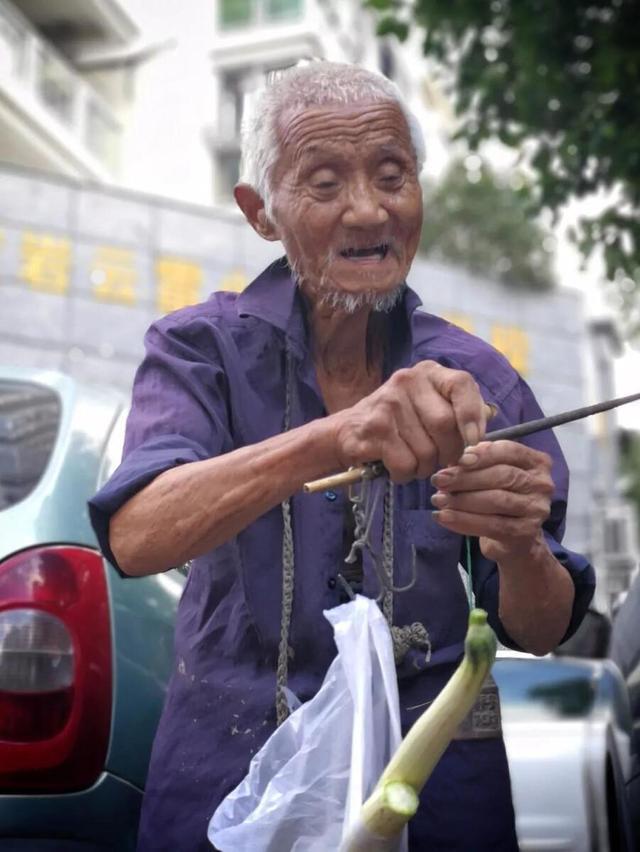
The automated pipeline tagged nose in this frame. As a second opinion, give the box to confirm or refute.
[341,178,389,228]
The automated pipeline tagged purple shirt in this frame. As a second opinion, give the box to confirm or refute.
[90,258,594,851]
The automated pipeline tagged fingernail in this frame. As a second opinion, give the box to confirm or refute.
[431,510,441,521]
[459,450,478,467]
[431,491,449,508]
[462,423,480,448]
[431,469,453,487]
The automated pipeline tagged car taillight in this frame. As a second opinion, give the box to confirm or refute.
[0,546,112,792]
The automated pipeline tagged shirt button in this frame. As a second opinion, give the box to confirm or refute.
[327,577,337,590]
[324,490,337,502]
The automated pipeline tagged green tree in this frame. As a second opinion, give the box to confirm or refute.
[367,0,640,336]
[420,160,555,290]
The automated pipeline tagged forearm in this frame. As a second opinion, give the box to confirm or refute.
[496,532,575,655]
[110,417,340,576]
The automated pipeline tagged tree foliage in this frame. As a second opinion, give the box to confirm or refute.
[419,160,555,290]
[367,0,640,337]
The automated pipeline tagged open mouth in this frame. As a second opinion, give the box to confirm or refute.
[339,243,390,261]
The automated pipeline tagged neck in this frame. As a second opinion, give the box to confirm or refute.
[304,292,387,411]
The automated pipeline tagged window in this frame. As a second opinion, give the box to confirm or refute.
[219,71,246,137]
[216,152,241,200]
[219,0,302,28]
[220,0,253,28]
[266,0,302,21]
[0,381,60,510]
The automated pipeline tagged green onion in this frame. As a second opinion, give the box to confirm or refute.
[342,609,497,850]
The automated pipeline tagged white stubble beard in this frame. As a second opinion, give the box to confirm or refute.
[288,251,406,315]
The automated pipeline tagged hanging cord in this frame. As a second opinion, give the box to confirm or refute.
[380,479,394,625]
[276,346,295,726]
[345,475,426,664]
[346,476,418,603]
[345,475,381,566]
[464,535,474,610]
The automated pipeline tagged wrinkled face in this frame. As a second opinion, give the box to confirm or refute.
[269,101,423,309]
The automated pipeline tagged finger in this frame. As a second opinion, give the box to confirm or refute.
[390,391,440,478]
[431,463,555,497]
[456,440,553,472]
[419,362,488,447]
[380,427,421,484]
[431,488,551,521]
[432,508,543,540]
[412,385,463,468]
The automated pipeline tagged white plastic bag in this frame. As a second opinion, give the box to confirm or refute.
[208,595,406,852]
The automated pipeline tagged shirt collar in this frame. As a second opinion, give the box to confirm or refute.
[236,255,424,364]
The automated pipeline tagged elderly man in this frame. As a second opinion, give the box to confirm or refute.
[90,63,594,851]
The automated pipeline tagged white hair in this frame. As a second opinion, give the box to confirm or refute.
[240,61,426,215]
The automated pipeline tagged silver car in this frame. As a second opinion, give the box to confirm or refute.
[494,652,637,851]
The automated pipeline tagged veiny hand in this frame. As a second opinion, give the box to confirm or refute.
[331,361,491,482]
[430,440,554,562]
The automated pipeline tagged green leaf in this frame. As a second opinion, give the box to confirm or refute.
[367,0,640,338]
[376,16,409,41]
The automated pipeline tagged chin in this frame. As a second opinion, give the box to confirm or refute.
[317,282,406,314]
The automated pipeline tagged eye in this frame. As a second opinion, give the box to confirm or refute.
[308,167,340,194]
[379,172,404,189]
[378,162,405,189]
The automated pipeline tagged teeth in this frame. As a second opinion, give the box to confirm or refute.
[341,243,389,259]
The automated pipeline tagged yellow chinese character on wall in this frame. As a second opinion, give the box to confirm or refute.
[155,257,203,313]
[491,324,529,375]
[442,312,475,334]
[21,232,71,294]
[219,269,248,293]
[92,247,137,305]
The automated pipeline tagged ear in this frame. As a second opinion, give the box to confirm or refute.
[234,183,279,242]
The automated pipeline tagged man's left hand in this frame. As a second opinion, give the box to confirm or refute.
[430,439,554,562]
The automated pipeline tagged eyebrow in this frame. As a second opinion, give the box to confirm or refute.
[297,140,410,166]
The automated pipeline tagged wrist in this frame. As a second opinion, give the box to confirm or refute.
[299,413,347,481]
[487,529,549,571]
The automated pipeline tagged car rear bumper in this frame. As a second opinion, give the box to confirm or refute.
[0,772,142,851]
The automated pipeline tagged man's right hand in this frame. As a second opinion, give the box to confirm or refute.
[330,360,490,482]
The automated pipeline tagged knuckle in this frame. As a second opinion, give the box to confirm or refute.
[390,368,413,388]
[429,409,456,434]
[505,467,525,491]
[368,409,390,434]
[416,359,438,375]
[503,517,522,537]
[537,450,553,471]
[447,369,477,395]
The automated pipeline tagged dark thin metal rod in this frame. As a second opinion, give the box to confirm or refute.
[303,390,640,492]
[485,390,640,442]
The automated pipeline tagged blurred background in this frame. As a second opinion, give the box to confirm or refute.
[0,0,638,611]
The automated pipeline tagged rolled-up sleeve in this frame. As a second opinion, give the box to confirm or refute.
[88,316,232,575]
[472,376,596,650]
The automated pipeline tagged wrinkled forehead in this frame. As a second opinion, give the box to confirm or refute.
[275,100,414,169]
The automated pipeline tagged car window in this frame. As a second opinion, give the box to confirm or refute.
[494,659,596,719]
[0,379,61,511]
